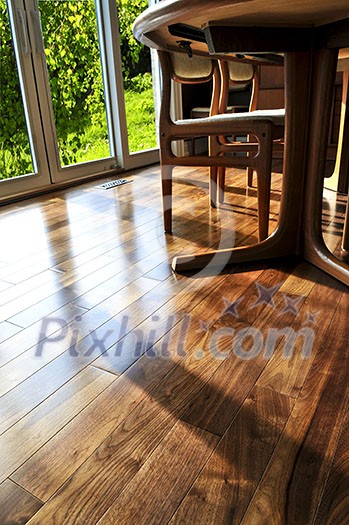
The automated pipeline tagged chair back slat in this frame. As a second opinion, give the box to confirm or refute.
[228,60,254,83]
[170,52,214,83]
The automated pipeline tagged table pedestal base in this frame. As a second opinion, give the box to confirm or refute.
[172,49,349,287]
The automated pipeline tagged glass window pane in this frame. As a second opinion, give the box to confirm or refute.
[0,0,35,180]
[116,0,157,153]
[38,0,112,167]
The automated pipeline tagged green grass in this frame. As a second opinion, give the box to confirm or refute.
[59,124,111,166]
[124,87,157,152]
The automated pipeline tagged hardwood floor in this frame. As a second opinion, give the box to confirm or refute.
[0,164,347,524]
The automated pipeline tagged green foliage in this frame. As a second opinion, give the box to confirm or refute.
[0,0,33,176]
[117,0,151,85]
[39,0,107,165]
[128,72,153,93]
[0,143,33,179]
[0,0,155,179]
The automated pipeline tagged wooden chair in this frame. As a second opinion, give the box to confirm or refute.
[158,50,285,240]
[214,60,285,227]
[189,61,254,154]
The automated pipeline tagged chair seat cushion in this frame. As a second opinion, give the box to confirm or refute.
[177,108,285,126]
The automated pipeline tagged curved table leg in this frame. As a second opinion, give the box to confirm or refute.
[342,196,349,253]
[325,68,349,194]
[303,48,349,286]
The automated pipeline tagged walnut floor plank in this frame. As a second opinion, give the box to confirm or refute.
[0,270,58,308]
[0,301,86,368]
[91,264,262,376]
[240,291,349,525]
[226,262,297,326]
[5,233,169,327]
[0,163,346,525]
[20,276,263,523]
[0,278,175,430]
[0,277,159,397]
[0,366,115,482]
[1,198,159,284]
[96,421,219,525]
[314,410,349,525]
[277,260,321,295]
[256,269,346,397]
[181,264,300,435]
[51,233,135,273]
[0,270,71,323]
[0,479,42,525]
[11,344,184,503]
[0,183,158,272]
[0,210,123,282]
[8,267,156,327]
[171,386,293,525]
[12,270,259,502]
[71,256,171,311]
[0,342,92,434]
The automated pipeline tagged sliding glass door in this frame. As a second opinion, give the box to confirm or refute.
[37,0,115,173]
[0,0,51,197]
[116,0,158,154]
[0,0,158,201]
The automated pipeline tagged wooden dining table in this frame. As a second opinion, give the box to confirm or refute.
[133,0,349,287]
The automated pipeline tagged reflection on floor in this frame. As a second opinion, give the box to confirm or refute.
[0,164,347,525]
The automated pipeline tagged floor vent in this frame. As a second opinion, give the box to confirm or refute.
[96,179,132,190]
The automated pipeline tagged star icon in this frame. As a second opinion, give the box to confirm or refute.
[306,310,319,324]
[223,295,244,318]
[280,294,303,315]
[251,282,282,309]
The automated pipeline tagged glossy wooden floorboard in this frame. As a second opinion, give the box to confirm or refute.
[14,269,262,517]
[96,420,219,525]
[314,410,349,525]
[0,479,42,525]
[11,270,252,502]
[181,264,298,436]
[240,291,348,525]
[170,386,294,525]
[0,366,115,483]
[0,164,347,524]
[256,269,346,397]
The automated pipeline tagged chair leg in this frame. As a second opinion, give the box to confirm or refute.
[255,168,271,241]
[247,167,254,186]
[341,195,349,252]
[210,166,218,207]
[218,166,226,204]
[255,131,273,241]
[255,168,271,242]
[247,132,254,186]
[161,164,173,233]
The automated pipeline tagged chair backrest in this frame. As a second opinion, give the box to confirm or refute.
[169,52,215,84]
[219,59,285,113]
[219,60,256,113]
[227,60,255,85]
[158,50,220,123]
